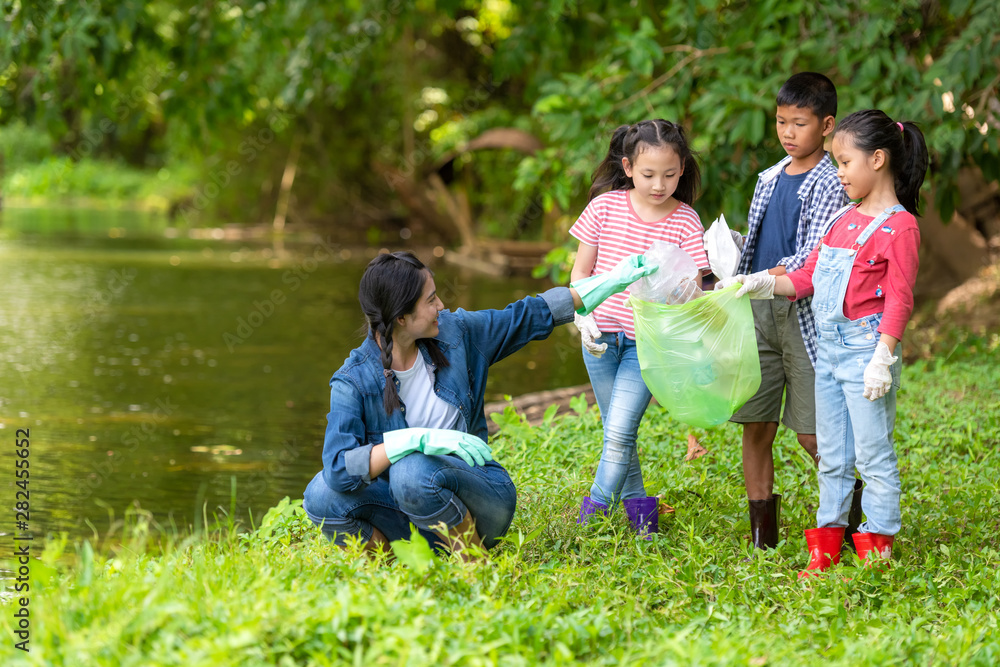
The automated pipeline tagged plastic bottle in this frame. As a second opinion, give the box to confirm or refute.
[664,278,705,305]
[629,242,703,304]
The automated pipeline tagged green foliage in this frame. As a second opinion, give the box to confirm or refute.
[3,354,1000,664]
[391,526,437,575]
[489,397,536,443]
[508,0,1000,226]
[240,496,314,549]
[0,120,53,170]
[2,155,192,206]
[2,1,999,235]
[532,237,576,284]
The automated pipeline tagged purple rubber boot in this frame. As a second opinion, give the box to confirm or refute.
[623,497,659,539]
[577,497,609,525]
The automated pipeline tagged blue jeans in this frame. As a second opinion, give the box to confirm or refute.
[302,454,517,550]
[582,333,652,507]
[814,313,902,535]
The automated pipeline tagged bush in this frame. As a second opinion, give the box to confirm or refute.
[0,120,54,171]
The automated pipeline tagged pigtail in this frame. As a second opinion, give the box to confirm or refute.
[589,124,633,200]
[590,119,701,204]
[661,121,701,205]
[377,321,401,415]
[895,121,929,216]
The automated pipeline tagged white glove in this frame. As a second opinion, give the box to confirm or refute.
[730,229,745,252]
[714,276,741,291]
[863,342,898,401]
[574,312,607,358]
[717,270,775,299]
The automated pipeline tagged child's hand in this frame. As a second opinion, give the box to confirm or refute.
[863,342,898,401]
[574,313,607,357]
[715,271,775,299]
[730,229,745,252]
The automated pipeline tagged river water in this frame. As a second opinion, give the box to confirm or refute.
[0,208,588,541]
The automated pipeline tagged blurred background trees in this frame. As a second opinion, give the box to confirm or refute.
[2,0,998,287]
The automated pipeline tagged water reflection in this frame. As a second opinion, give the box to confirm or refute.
[0,208,588,540]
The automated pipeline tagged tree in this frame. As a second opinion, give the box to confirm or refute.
[3,0,998,266]
[502,0,1000,225]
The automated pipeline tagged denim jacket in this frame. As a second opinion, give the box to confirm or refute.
[319,287,576,493]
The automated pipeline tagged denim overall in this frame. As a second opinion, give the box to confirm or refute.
[811,205,904,536]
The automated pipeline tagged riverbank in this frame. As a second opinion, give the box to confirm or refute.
[2,352,998,665]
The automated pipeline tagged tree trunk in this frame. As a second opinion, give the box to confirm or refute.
[915,184,991,302]
[372,159,461,244]
[427,173,476,252]
[272,135,302,233]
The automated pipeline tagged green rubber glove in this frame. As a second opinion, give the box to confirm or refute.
[571,254,659,315]
[382,428,493,467]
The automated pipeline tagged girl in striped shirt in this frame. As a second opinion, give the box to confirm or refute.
[570,119,709,537]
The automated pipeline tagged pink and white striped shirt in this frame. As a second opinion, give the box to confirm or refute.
[569,189,708,339]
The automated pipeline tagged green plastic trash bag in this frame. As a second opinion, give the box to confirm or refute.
[629,285,761,428]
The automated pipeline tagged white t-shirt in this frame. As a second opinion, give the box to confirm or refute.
[396,356,461,430]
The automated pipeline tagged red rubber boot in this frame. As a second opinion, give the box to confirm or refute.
[798,526,846,579]
[851,532,894,569]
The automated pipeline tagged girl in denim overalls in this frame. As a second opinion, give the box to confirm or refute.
[722,110,928,575]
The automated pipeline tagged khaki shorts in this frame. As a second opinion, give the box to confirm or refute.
[731,298,815,434]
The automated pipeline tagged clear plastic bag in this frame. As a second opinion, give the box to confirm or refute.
[629,241,705,305]
[628,286,761,428]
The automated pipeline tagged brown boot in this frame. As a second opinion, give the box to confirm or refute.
[748,494,781,550]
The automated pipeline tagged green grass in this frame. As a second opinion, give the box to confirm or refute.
[3,350,999,665]
[0,121,196,211]
[2,156,195,211]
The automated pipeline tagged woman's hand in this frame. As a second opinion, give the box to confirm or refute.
[383,428,493,467]
[571,254,659,314]
[574,312,607,357]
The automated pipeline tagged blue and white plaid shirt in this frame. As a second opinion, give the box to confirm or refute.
[737,153,848,367]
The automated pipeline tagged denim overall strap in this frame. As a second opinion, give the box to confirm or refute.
[853,204,905,248]
[811,206,904,325]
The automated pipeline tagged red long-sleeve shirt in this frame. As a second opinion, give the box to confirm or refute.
[787,207,920,340]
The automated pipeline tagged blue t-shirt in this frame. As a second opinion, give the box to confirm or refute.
[751,168,809,273]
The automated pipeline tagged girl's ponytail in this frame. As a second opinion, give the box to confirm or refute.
[896,121,929,216]
[837,110,929,216]
[589,124,633,200]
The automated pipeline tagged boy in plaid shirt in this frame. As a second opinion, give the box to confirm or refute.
[732,72,849,552]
